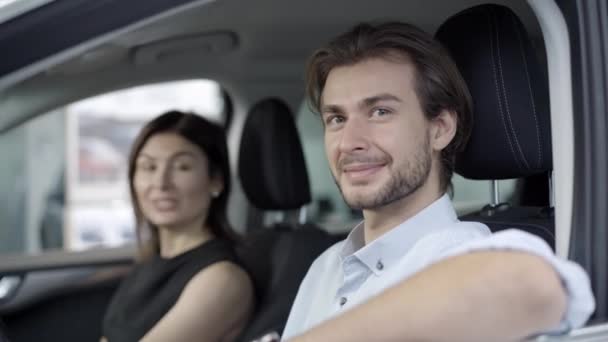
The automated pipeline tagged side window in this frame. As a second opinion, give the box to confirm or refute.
[0,80,226,255]
[296,103,517,234]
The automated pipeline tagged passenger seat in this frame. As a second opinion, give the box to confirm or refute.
[236,98,340,341]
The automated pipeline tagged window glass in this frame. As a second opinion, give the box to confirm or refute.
[296,102,517,234]
[0,79,225,255]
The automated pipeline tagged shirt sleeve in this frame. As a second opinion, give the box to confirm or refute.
[435,228,595,334]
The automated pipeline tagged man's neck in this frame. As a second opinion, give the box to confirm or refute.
[362,184,444,244]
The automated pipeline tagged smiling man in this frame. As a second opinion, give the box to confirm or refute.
[281,22,595,342]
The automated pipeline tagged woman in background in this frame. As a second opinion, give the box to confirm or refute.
[103,111,254,342]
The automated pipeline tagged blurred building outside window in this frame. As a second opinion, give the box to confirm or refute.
[0,80,225,255]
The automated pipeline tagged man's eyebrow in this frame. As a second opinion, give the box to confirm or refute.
[359,93,403,109]
[320,104,344,115]
[320,93,402,115]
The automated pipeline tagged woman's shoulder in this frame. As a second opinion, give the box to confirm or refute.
[143,260,255,341]
[119,238,243,293]
[184,238,253,291]
[189,260,253,293]
[187,237,238,261]
[178,260,255,318]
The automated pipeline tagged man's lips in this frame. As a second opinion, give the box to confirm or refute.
[341,163,385,181]
[342,163,385,172]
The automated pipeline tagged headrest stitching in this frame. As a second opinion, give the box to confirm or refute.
[487,9,524,172]
[512,14,543,169]
[494,8,531,171]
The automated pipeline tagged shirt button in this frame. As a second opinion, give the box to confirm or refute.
[339,297,347,306]
[376,260,384,271]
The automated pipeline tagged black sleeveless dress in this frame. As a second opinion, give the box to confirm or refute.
[103,238,237,342]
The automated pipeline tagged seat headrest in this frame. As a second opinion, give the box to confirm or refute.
[436,4,552,180]
[238,98,311,210]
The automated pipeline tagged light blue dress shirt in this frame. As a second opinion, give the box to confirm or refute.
[281,194,595,340]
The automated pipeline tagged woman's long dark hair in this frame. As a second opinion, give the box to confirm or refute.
[128,111,237,260]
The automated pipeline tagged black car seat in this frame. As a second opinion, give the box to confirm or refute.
[436,4,555,247]
[236,98,341,341]
[0,319,9,342]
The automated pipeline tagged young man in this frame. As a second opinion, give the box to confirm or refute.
[281,22,595,341]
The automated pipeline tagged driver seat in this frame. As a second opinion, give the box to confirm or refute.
[436,4,555,247]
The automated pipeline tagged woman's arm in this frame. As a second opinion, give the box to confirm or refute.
[141,261,254,342]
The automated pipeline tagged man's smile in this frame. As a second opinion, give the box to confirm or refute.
[341,162,386,183]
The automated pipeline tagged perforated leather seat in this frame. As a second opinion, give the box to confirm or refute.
[436,4,555,247]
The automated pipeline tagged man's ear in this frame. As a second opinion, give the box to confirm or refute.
[430,110,457,151]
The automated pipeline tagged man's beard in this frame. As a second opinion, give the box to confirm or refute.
[335,134,432,210]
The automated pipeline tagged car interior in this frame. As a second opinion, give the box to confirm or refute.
[0,0,586,341]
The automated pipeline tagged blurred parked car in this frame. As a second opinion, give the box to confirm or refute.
[78,137,124,183]
[69,203,135,250]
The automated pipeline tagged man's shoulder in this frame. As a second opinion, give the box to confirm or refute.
[281,240,347,340]
[419,220,491,244]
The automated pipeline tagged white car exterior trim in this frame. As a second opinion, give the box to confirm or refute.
[0,0,55,25]
[527,0,574,258]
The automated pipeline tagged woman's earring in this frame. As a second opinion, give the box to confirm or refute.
[211,191,220,198]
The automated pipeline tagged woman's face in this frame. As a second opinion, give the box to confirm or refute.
[133,132,222,231]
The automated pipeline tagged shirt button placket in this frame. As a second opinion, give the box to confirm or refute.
[339,296,347,307]
[376,260,384,271]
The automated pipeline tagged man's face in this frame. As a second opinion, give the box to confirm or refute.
[321,57,436,210]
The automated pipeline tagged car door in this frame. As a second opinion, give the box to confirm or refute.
[0,1,211,341]
[537,0,608,340]
[558,0,608,339]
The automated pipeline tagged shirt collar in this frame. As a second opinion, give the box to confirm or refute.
[339,194,458,275]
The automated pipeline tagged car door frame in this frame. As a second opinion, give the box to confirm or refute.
[531,0,608,340]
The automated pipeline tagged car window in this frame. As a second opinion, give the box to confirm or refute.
[0,79,226,255]
[296,102,517,234]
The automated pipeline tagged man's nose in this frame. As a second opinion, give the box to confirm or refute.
[338,116,370,153]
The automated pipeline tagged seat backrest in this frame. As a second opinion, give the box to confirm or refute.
[236,98,338,341]
[435,4,555,247]
[0,319,9,342]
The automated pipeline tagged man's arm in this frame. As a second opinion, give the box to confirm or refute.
[289,251,566,342]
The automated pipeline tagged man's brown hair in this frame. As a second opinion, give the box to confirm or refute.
[306,22,472,191]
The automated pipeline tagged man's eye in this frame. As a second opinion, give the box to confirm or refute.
[326,115,345,126]
[372,108,391,117]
